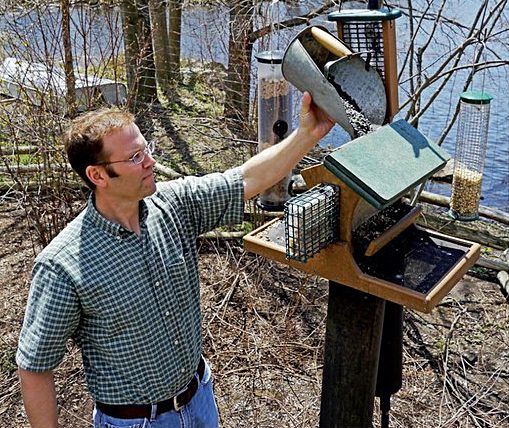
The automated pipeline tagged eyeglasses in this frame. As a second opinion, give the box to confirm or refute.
[96,140,155,166]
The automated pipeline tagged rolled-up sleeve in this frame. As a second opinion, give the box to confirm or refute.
[16,261,80,372]
[156,167,245,237]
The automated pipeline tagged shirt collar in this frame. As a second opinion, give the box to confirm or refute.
[84,193,149,237]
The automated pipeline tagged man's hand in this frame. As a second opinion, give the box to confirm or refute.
[298,91,335,143]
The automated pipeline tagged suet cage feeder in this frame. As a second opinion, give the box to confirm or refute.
[284,183,340,263]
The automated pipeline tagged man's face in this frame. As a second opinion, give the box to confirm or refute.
[100,123,157,201]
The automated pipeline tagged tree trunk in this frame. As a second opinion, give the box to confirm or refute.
[121,0,158,111]
[149,0,173,97]
[61,0,77,117]
[224,0,253,130]
[168,0,182,86]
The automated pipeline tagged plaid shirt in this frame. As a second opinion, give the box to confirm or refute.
[17,168,244,404]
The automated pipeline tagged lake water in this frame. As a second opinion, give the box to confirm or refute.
[181,1,509,211]
[1,1,507,210]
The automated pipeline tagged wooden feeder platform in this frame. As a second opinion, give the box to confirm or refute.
[244,163,480,314]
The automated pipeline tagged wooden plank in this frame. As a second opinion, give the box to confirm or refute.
[364,206,422,256]
[154,162,183,179]
[0,145,39,155]
[0,164,68,174]
[243,220,480,313]
[418,190,509,225]
[477,256,509,272]
[416,204,509,250]
[382,20,400,122]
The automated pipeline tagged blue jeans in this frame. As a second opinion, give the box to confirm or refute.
[93,360,219,428]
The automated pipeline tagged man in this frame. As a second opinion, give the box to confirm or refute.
[16,91,334,428]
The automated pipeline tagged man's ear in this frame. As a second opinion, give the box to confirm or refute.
[86,165,108,188]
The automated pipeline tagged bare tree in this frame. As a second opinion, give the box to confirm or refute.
[150,0,174,98]
[396,0,509,144]
[224,0,254,128]
[168,0,183,86]
[61,0,77,117]
[0,1,127,246]
[121,0,158,110]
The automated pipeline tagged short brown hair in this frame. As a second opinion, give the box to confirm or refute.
[64,108,135,189]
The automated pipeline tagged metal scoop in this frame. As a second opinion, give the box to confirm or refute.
[282,26,387,137]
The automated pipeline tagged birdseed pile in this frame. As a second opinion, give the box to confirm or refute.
[450,166,483,218]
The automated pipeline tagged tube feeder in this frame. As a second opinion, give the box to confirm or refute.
[449,91,494,221]
[255,50,293,211]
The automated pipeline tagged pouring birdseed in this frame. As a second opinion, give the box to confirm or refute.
[282,26,387,139]
[330,80,374,138]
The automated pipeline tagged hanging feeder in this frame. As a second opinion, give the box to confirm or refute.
[255,50,293,211]
[449,91,493,221]
[328,5,402,123]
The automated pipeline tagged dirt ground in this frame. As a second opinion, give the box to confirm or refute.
[1,200,508,428]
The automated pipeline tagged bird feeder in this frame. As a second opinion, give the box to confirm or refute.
[285,183,340,263]
[255,50,292,211]
[246,29,481,428]
[328,6,402,123]
[244,120,481,428]
[449,91,493,221]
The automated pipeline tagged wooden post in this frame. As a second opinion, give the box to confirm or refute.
[382,20,399,122]
[375,302,403,428]
[320,282,385,428]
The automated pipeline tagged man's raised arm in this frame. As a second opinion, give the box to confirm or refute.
[242,91,334,200]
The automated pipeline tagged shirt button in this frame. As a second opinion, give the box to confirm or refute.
[165,311,170,317]
[181,367,185,373]
[155,281,160,287]
[174,340,179,346]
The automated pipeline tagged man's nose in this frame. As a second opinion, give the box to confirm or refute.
[144,151,156,167]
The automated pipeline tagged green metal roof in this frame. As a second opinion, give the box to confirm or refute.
[323,120,450,210]
[328,7,402,23]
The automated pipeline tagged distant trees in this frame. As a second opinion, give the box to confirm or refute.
[2,0,509,130]
[396,0,509,145]
[1,0,508,245]
[121,0,158,109]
